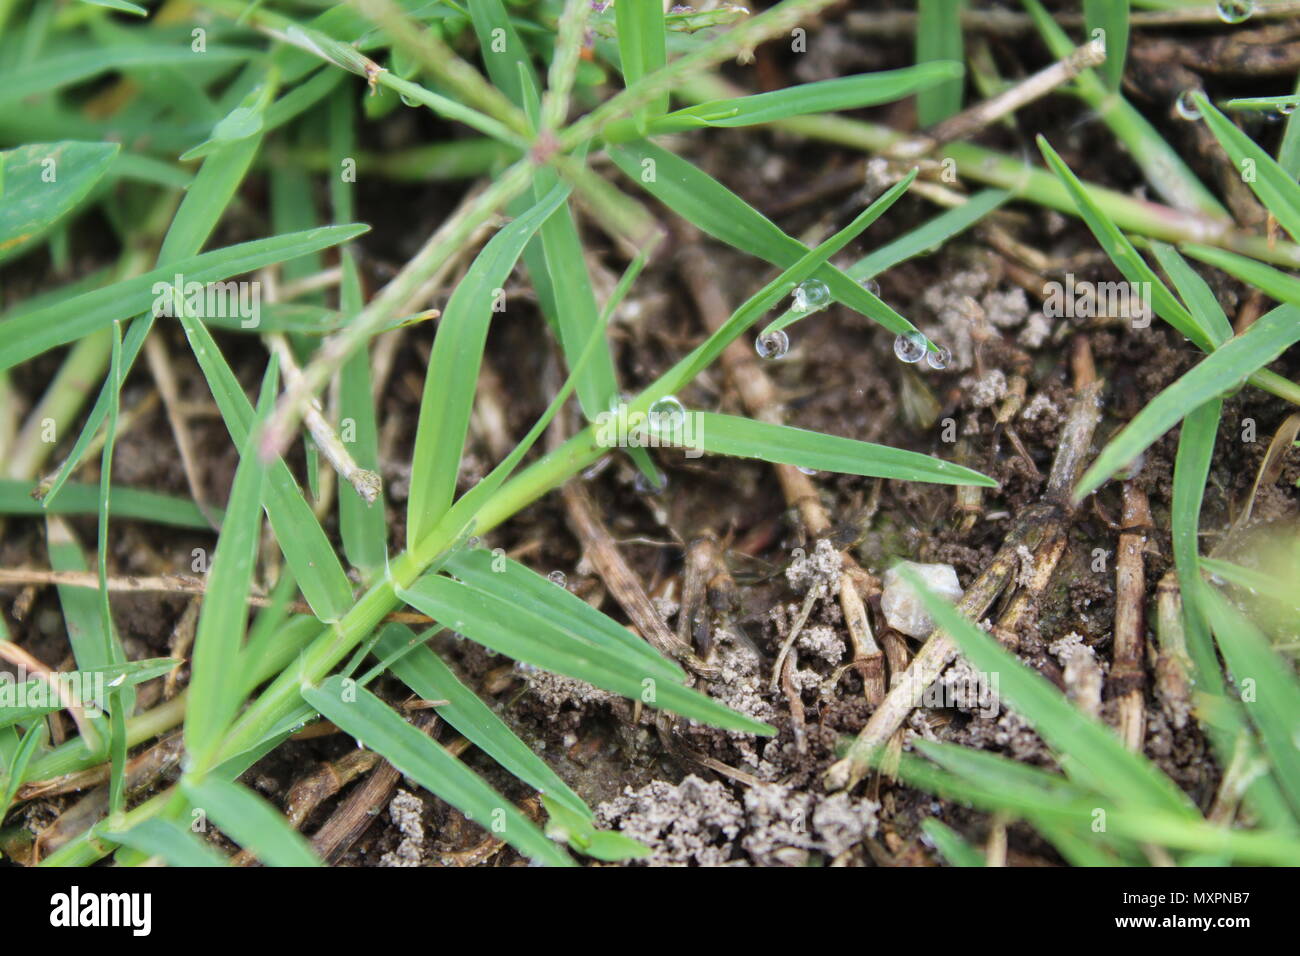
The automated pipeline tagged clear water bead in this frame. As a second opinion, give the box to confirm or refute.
[894,331,927,363]
[1175,90,1201,120]
[1216,0,1254,23]
[755,329,790,359]
[925,345,951,370]
[649,395,685,428]
[548,570,567,588]
[861,278,881,297]
[791,279,830,313]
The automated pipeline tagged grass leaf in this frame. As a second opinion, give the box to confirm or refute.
[916,0,965,126]
[0,142,119,265]
[107,818,229,867]
[302,675,574,866]
[182,775,321,867]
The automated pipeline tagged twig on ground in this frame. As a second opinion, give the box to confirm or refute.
[1113,480,1153,752]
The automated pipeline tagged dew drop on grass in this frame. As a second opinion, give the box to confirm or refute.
[860,278,881,297]
[548,570,567,588]
[925,345,951,370]
[1282,101,1299,116]
[1216,0,1254,23]
[894,331,927,363]
[797,466,817,476]
[791,279,830,313]
[649,394,685,428]
[755,329,790,359]
[634,470,668,495]
[1175,90,1201,120]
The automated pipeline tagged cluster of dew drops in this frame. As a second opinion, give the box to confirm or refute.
[754,277,950,370]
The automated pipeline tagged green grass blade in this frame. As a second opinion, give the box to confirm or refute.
[107,817,229,867]
[176,318,354,622]
[614,0,668,123]
[684,412,997,487]
[0,480,219,527]
[605,63,964,141]
[1149,241,1233,346]
[0,142,119,265]
[0,224,367,372]
[407,182,570,548]
[443,548,685,682]
[396,574,774,735]
[1084,0,1129,89]
[1199,587,1300,814]
[0,723,46,821]
[921,819,986,866]
[1075,305,1300,499]
[899,566,1199,816]
[1038,136,1215,351]
[1194,91,1300,244]
[182,775,321,867]
[916,0,965,126]
[302,676,573,866]
[846,189,1010,281]
[184,361,275,772]
[1202,557,1300,609]
[1181,242,1300,311]
[609,141,922,338]
[374,623,592,820]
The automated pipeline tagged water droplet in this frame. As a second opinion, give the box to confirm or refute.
[860,278,881,297]
[797,466,817,476]
[467,536,482,549]
[1175,90,1201,121]
[894,331,927,363]
[648,395,685,429]
[1282,101,1298,116]
[1216,0,1253,24]
[791,279,831,313]
[755,329,790,359]
[924,345,951,370]
[548,570,567,588]
[399,93,420,108]
[1117,450,1146,480]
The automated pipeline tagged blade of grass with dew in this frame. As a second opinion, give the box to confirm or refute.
[407,182,571,549]
[0,480,219,527]
[899,565,1199,815]
[184,360,275,772]
[1149,241,1233,346]
[176,315,355,622]
[0,722,46,821]
[45,518,112,740]
[1279,72,1300,178]
[396,574,775,735]
[1198,587,1300,813]
[1023,0,1225,218]
[921,819,986,866]
[443,548,685,682]
[302,676,573,866]
[1193,91,1300,244]
[602,63,964,142]
[1075,304,1300,499]
[614,0,668,125]
[0,141,119,265]
[1084,0,1129,90]
[107,817,228,867]
[96,320,129,815]
[683,413,997,487]
[608,141,922,338]
[182,774,321,867]
[374,623,592,820]
[0,224,366,373]
[916,0,965,126]
[1038,136,1215,351]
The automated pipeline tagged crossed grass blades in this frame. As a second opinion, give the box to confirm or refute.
[0,0,1295,866]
